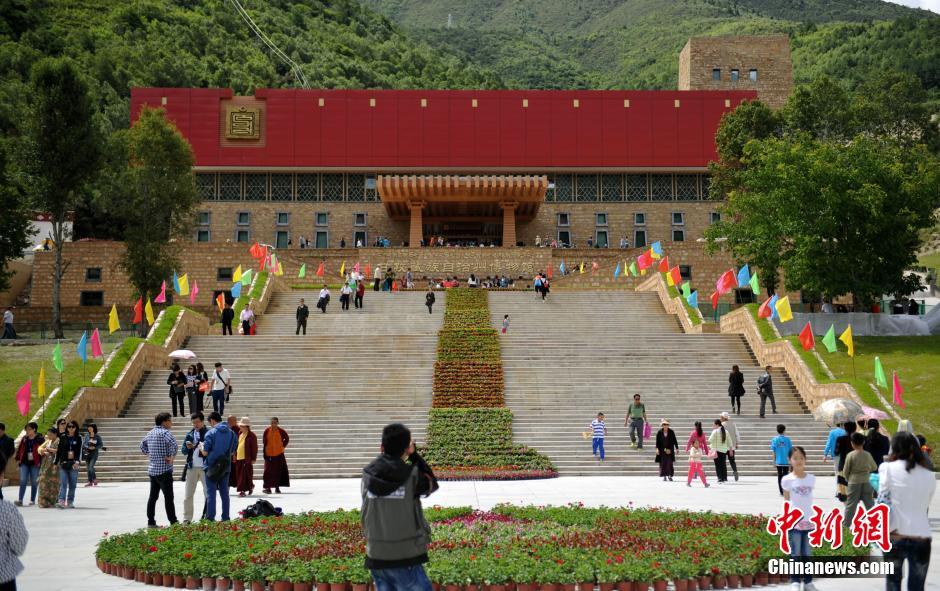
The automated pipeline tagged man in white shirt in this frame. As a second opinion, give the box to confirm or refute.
[210,362,231,415]
[317,285,331,313]
[2,307,15,339]
[720,411,741,481]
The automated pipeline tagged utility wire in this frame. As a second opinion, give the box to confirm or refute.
[228,0,309,88]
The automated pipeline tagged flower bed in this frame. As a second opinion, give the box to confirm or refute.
[433,361,505,407]
[96,504,866,587]
[437,329,501,362]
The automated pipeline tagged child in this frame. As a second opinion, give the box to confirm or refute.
[687,439,709,487]
[780,447,817,591]
[590,413,607,461]
[501,314,509,334]
[843,431,877,527]
[770,424,792,495]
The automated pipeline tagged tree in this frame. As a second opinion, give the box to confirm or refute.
[14,58,103,338]
[0,145,33,291]
[779,76,856,142]
[106,107,197,327]
[853,70,940,154]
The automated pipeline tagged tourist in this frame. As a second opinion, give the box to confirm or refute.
[317,284,331,313]
[0,424,12,499]
[81,423,104,487]
[355,280,365,309]
[340,282,352,310]
[374,265,382,291]
[221,301,234,335]
[685,421,710,456]
[202,412,237,521]
[533,273,543,298]
[296,298,309,335]
[757,365,777,417]
[719,412,741,481]
[406,268,414,289]
[340,236,346,248]
[425,287,435,314]
[167,363,187,418]
[298,235,307,249]
[823,422,846,462]
[187,365,205,414]
[863,418,890,466]
[625,394,647,449]
[0,477,28,591]
[780,446,816,591]
[36,428,59,508]
[917,434,934,470]
[834,421,857,502]
[655,419,679,481]
[385,267,395,291]
[880,432,936,591]
[262,418,290,494]
[1,306,15,339]
[770,424,792,495]
[240,302,256,335]
[140,412,178,527]
[181,412,208,524]
[589,412,607,461]
[195,363,209,410]
[842,431,877,528]
[14,423,42,506]
[540,276,550,300]
[728,365,745,415]
[357,238,363,248]
[210,362,232,415]
[55,420,82,508]
[362,423,439,588]
[535,234,541,247]
[708,419,733,483]
[233,417,257,497]
[686,439,709,488]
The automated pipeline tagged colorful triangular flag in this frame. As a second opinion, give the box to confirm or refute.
[559,261,566,275]
[658,256,670,273]
[145,298,155,325]
[774,295,793,322]
[190,280,199,305]
[233,265,243,282]
[798,322,815,351]
[173,271,181,295]
[839,325,854,357]
[687,290,698,308]
[90,328,103,359]
[546,266,553,279]
[154,280,167,304]
[629,261,638,277]
[133,297,143,324]
[716,269,736,295]
[749,271,760,297]
[681,282,692,298]
[651,241,663,259]
[216,293,225,312]
[52,343,64,372]
[892,371,906,408]
[38,365,46,399]
[736,264,750,288]
[873,357,888,389]
[178,274,189,296]
[241,268,253,286]
[669,266,682,287]
[108,304,120,334]
[710,291,719,310]
[822,324,838,353]
[231,281,242,298]
[76,331,87,363]
[16,380,30,416]
[316,262,324,277]
[613,263,621,278]
[340,261,346,277]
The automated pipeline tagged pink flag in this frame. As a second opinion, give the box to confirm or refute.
[154,280,167,304]
[353,262,360,274]
[16,380,31,416]
[189,280,199,305]
[90,328,103,359]
[716,269,736,295]
[892,371,906,409]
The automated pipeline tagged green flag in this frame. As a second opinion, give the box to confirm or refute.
[241,268,253,286]
[52,343,64,373]
[681,282,692,298]
[822,324,838,353]
[749,271,760,297]
[298,263,306,278]
[629,262,638,277]
[873,356,888,389]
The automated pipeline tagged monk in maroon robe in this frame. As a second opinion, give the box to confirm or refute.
[262,417,290,494]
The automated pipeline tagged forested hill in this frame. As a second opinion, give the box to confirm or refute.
[362,0,940,98]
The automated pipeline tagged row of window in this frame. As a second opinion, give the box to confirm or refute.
[711,68,758,82]
[195,211,368,246]
[195,173,712,202]
[554,227,683,248]
[554,211,720,248]
[556,211,719,227]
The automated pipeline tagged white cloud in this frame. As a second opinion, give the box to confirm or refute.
[883,0,940,13]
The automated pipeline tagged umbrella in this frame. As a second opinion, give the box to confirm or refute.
[168,349,197,360]
[859,405,889,421]
[813,398,863,426]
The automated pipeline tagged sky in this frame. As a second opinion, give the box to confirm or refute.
[884,0,940,13]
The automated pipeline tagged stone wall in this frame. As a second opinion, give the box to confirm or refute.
[636,273,707,333]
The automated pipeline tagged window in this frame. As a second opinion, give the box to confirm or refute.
[217,267,233,282]
[601,174,623,201]
[626,174,648,201]
[731,69,740,82]
[712,68,721,81]
[80,291,104,307]
[85,268,102,282]
[557,213,570,227]
[749,69,758,82]
[710,212,721,225]
[315,231,329,248]
[236,212,250,226]
[275,231,289,249]
[354,230,367,247]
[672,212,685,225]
[346,174,365,202]
[219,173,241,200]
[196,229,210,242]
[354,213,367,226]
[235,230,250,243]
[315,212,328,226]
[554,175,573,202]
[276,212,289,226]
[651,174,673,201]
[297,173,318,201]
[557,230,571,246]
[672,229,685,242]
[676,175,698,200]
[198,211,211,226]
[595,230,609,248]
[634,230,647,248]
[576,174,598,201]
[245,173,267,201]
[271,174,293,200]
[595,213,608,226]
[679,265,692,281]
[196,173,216,200]
[634,212,646,225]
[322,174,344,201]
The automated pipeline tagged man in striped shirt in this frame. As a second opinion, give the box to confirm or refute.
[140,412,179,527]
[590,413,608,461]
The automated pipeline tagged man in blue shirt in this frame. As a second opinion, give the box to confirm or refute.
[824,424,847,461]
[201,411,237,521]
[770,424,793,496]
[140,412,178,527]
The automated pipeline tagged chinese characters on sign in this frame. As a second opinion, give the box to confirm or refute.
[766,502,891,554]
[226,106,261,140]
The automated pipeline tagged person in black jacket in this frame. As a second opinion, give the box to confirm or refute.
[296,298,309,335]
[220,302,235,336]
[0,423,14,500]
[863,419,891,466]
[834,421,857,502]
[425,288,435,314]
[728,365,745,415]
[181,412,209,523]
[55,421,83,508]
[167,364,187,417]
[655,419,679,481]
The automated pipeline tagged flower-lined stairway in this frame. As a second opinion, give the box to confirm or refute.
[423,289,556,480]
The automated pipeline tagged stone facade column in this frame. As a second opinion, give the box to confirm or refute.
[408,201,425,248]
[501,201,518,248]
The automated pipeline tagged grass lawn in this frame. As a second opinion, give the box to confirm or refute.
[0,340,118,435]
[917,251,940,270]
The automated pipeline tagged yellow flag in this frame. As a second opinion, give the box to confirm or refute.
[839,325,854,357]
[145,298,155,326]
[339,261,346,277]
[108,303,121,334]
[666,270,675,286]
[774,295,793,322]
[233,265,243,282]
[275,262,284,276]
[39,365,46,399]
[579,262,585,274]
[178,273,190,296]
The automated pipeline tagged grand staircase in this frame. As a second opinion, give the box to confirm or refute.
[489,291,829,476]
[90,291,440,481]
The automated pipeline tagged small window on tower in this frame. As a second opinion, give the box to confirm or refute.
[731,69,740,82]
[712,68,721,81]
[749,69,758,82]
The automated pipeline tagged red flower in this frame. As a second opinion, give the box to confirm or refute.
[470,555,476,561]
[184,553,193,559]
[149,546,157,552]
[556,559,565,565]
[711,567,721,575]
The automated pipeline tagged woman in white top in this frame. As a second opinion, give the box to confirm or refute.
[879,432,935,591]
[780,446,817,591]
[239,304,255,336]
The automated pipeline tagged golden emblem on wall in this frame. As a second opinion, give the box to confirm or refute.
[225,106,261,140]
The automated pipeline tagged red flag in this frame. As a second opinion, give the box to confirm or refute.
[16,380,31,416]
[216,293,225,312]
[353,261,361,275]
[546,266,553,279]
[391,280,399,291]
[658,256,670,273]
[716,269,736,295]
[710,291,719,310]
[249,242,262,258]
[892,372,906,409]
[364,264,371,278]
[758,297,774,318]
[798,322,815,351]
[90,328,103,359]
[133,297,143,324]
[637,251,652,270]
[315,262,324,277]
[259,253,268,271]
[669,266,682,287]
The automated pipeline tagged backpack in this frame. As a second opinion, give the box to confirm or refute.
[240,499,282,519]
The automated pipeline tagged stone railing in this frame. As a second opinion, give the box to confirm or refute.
[719,307,859,411]
[636,273,708,334]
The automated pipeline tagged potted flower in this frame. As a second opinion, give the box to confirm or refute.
[346,562,372,591]
[666,558,694,591]
[571,559,594,591]
[535,558,564,591]
[508,553,539,591]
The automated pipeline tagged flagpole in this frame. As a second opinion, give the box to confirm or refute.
[851,356,856,380]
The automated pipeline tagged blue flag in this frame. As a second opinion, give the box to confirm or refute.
[173,271,181,295]
[686,290,698,308]
[737,264,751,288]
[651,241,663,256]
[769,294,779,321]
[231,281,242,298]
[559,261,565,275]
[77,331,88,363]
[613,263,621,278]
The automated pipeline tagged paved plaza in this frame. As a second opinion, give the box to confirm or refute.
[13,475,940,591]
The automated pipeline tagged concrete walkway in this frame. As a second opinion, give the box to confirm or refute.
[13,476,939,591]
